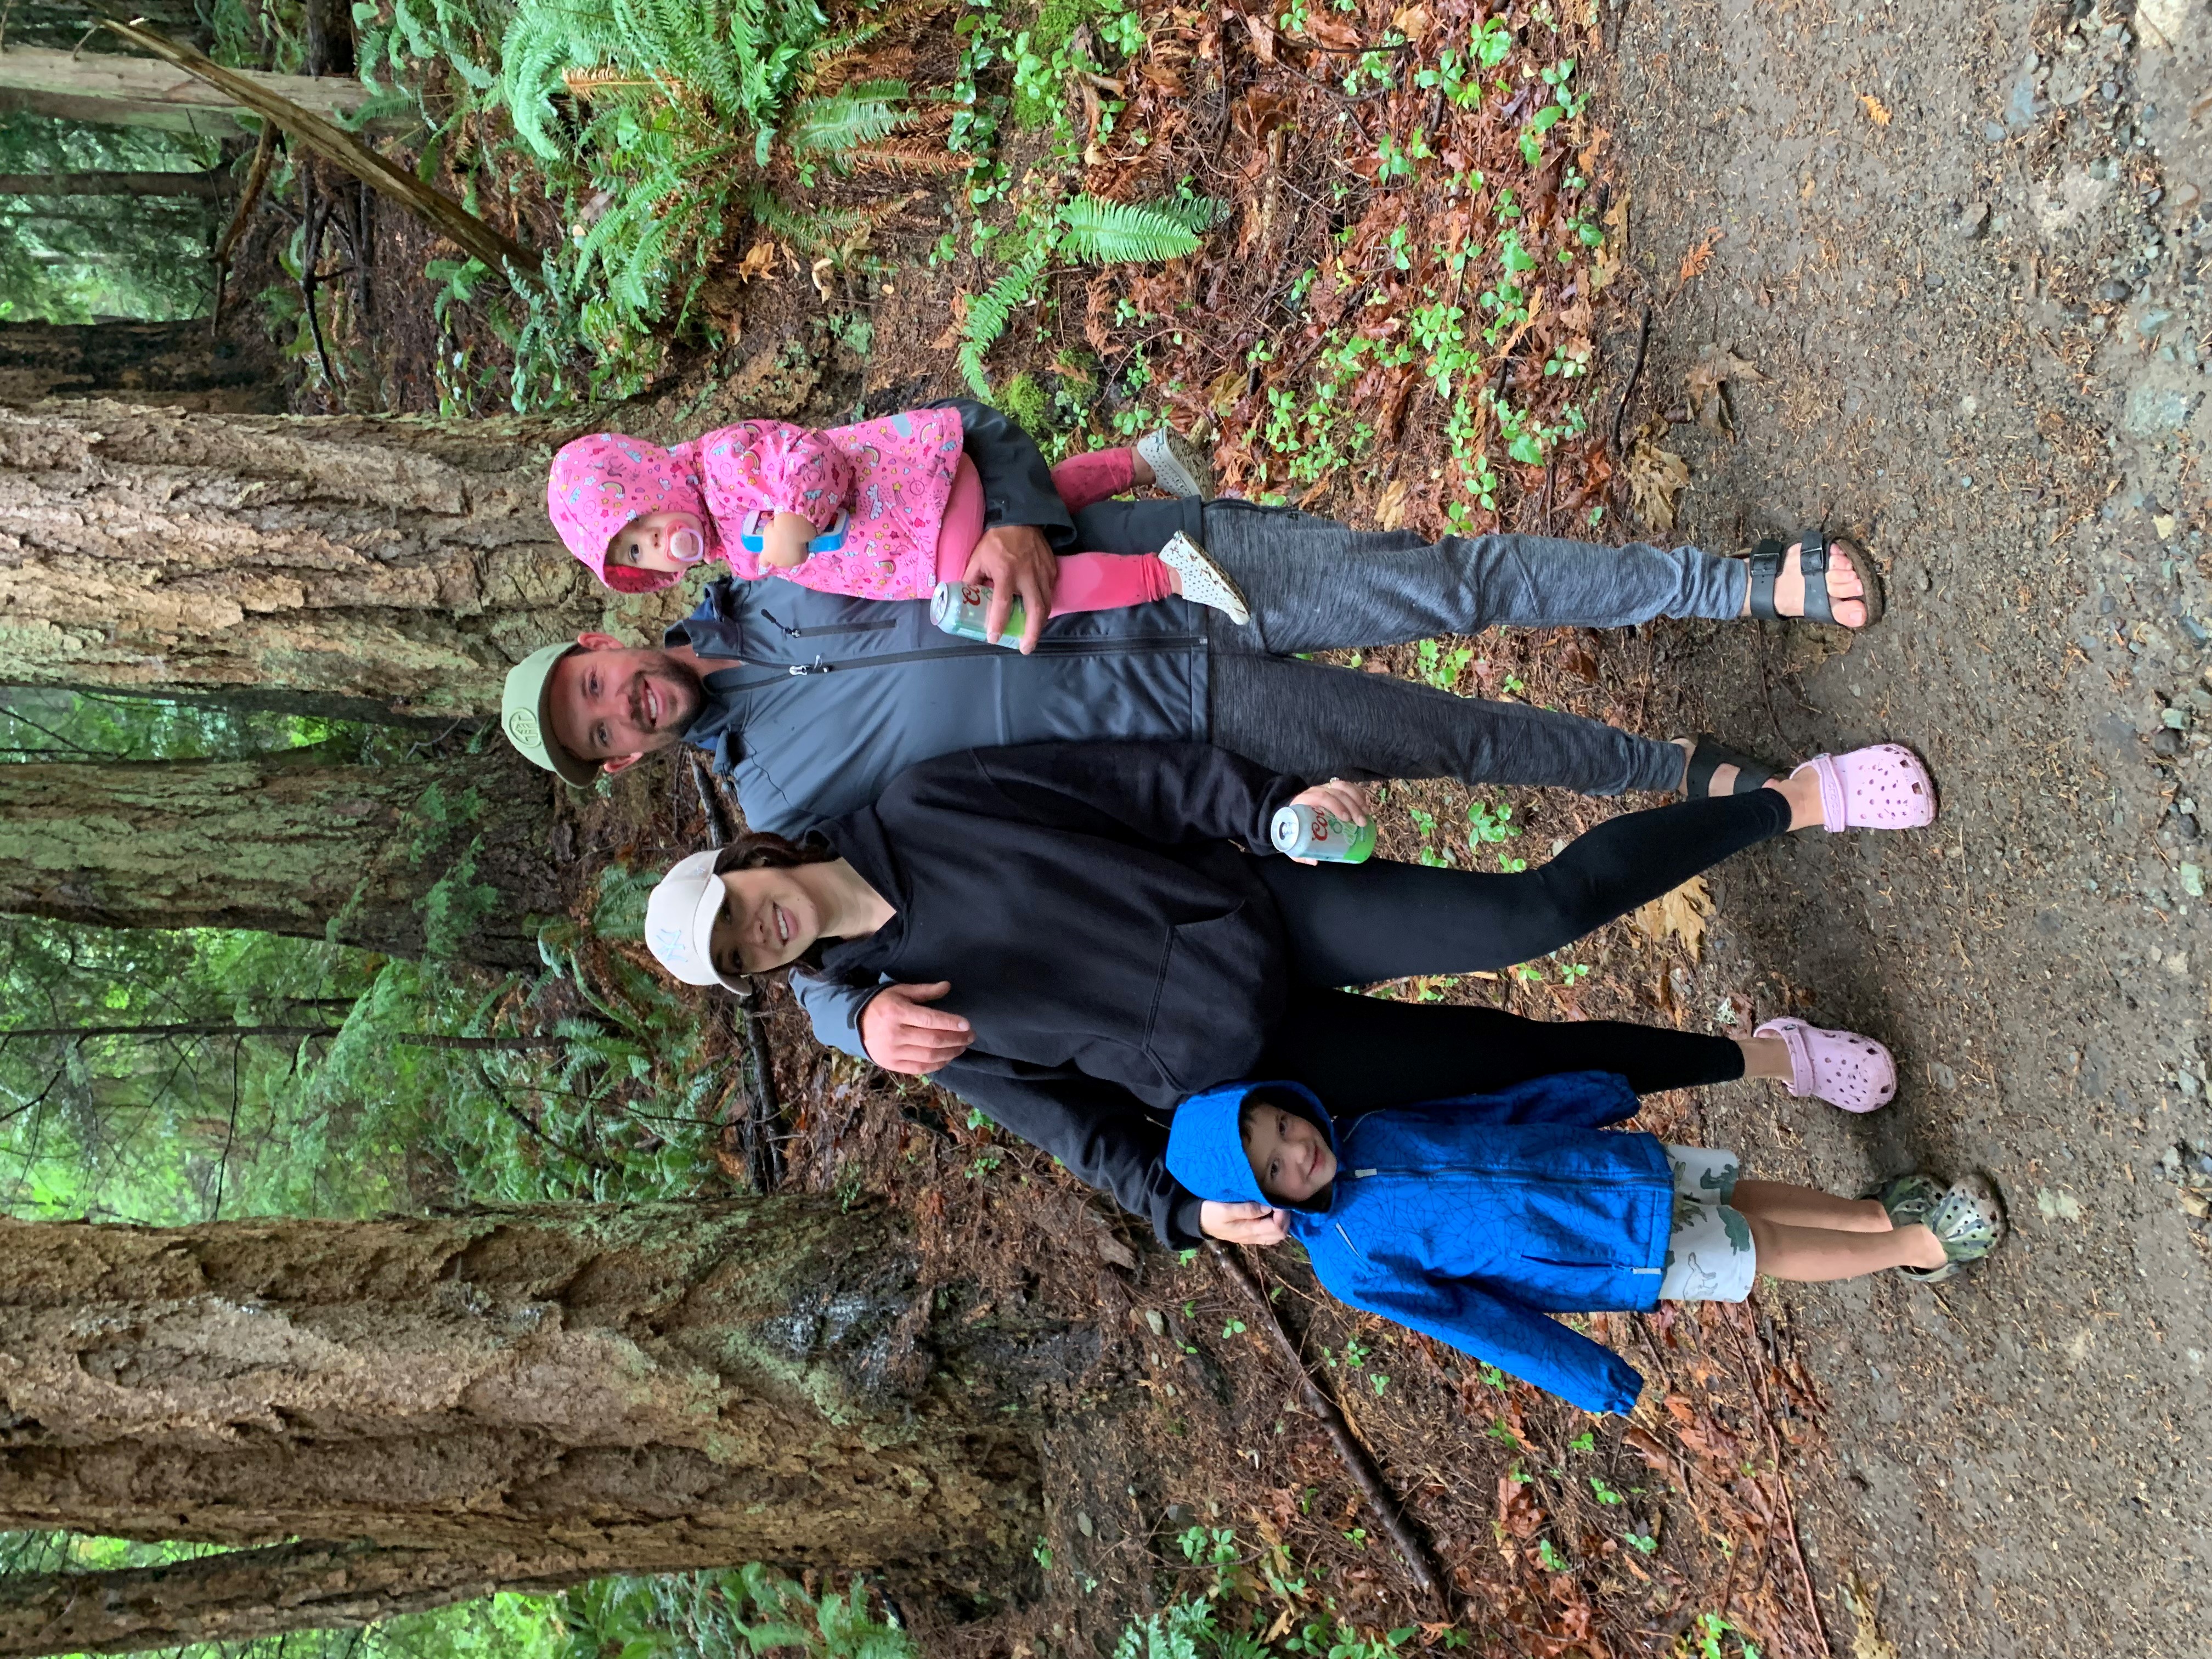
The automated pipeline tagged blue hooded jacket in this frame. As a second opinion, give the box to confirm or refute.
[1166,1074,1674,1416]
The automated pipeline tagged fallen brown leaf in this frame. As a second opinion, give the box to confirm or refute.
[1627,437,1691,531]
[1678,227,1722,283]
[733,239,778,283]
[1843,1573,1900,1659]
[1390,3,1434,41]
[1859,92,1892,126]
[1684,345,1766,435]
[932,292,966,351]
[1240,9,1277,62]
[1632,875,1713,959]
[1375,477,1415,530]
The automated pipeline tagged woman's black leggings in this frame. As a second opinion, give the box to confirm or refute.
[1246,788,1791,1109]
[1252,786,1791,981]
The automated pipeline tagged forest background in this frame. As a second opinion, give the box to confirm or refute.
[0,0,1993,1655]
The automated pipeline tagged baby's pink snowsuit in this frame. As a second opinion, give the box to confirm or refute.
[547,412,1173,614]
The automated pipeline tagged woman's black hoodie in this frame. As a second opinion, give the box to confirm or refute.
[814,741,1307,1244]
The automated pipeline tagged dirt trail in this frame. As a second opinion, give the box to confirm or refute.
[1611,0,2212,1651]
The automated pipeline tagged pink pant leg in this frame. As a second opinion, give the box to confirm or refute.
[939,448,1169,613]
[1047,551,1175,615]
[1049,448,1136,512]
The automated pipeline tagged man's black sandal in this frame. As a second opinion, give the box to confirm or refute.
[1683,734,1779,799]
[1744,529,1883,626]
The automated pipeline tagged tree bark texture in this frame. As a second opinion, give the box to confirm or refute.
[0,171,230,198]
[0,321,283,413]
[0,1203,1049,1596]
[0,1542,598,1658]
[0,402,618,719]
[0,749,562,968]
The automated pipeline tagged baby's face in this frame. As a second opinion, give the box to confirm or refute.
[1243,1102,1337,1204]
[607,510,706,574]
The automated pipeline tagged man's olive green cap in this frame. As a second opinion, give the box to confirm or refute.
[503,642,600,787]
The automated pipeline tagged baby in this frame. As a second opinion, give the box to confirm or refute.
[546,415,1250,628]
[1166,1073,2004,1414]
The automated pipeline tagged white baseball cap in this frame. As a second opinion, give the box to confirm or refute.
[645,850,744,991]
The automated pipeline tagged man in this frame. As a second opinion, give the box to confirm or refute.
[502,401,1869,1232]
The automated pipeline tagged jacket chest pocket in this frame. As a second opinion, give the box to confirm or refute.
[1142,907,1264,1090]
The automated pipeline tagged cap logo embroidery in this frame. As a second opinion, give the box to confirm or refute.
[505,709,541,748]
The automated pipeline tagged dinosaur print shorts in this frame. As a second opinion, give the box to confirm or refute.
[1658,1144,1756,1303]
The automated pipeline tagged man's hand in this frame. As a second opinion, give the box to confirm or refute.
[963,523,1058,654]
[1283,777,1374,865]
[859,981,973,1074]
[1200,1199,1290,1246]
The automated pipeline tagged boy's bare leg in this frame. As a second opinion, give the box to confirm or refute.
[1748,1216,1945,1279]
[1730,1180,1893,1233]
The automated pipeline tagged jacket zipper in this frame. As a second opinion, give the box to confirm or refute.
[720,631,1204,691]
[761,609,900,639]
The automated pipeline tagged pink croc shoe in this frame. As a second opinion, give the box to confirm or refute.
[1754,1018,1897,1113]
[1792,743,1936,831]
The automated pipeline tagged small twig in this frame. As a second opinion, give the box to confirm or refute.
[299,178,340,394]
[688,753,730,849]
[1609,301,1654,460]
[733,994,786,1192]
[211,122,279,334]
[1205,1240,1448,1603]
[1726,1312,1833,1659]
[1279,33,1413,54]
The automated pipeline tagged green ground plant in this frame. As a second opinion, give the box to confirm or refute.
[353,0,938,409]
[954,189,1217,397]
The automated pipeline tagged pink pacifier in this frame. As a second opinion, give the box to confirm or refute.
[668,526,706,565]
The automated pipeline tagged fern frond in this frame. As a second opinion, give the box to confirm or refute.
[957,245,1049,398]
[844,136,972,175]
[1056,194,1207,264]
[782,80,912,155]
[1152,194,1225,234]
[563,64,664,100]
[745,182,875,253]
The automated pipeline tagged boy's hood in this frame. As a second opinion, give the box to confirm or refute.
[1166,1080,1340,1209]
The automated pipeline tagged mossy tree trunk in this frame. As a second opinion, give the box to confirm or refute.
[0,1202,1050,1610]
[0,748,560,968]
[0,1542,599,1658]
[0,400,621,723]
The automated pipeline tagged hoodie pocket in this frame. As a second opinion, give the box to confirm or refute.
[1142,907,1268,1090]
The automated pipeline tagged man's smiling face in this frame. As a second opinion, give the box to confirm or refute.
[545,634,705,777]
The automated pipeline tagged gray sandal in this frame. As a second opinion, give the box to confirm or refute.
[1745,529,1883,627]
[1681,733,1780,799]
[1895,1175,2006,1285]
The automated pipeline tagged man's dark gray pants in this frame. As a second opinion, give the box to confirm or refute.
[1195,501,1751,797]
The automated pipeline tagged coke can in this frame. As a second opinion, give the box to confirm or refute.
[1272,803,1376,862]
[930,580,1026,649]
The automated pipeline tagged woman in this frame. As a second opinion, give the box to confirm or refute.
[645,740,1931,1246]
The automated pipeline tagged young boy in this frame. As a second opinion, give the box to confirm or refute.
[1164,1074,2003,1415]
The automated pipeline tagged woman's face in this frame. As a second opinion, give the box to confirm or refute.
[708,866,823,977]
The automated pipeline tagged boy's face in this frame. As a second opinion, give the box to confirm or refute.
[1243,1101,1337,1204]
[607,510,706,574]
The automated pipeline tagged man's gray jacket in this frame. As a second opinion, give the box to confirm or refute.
[667,399,1212,1057]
